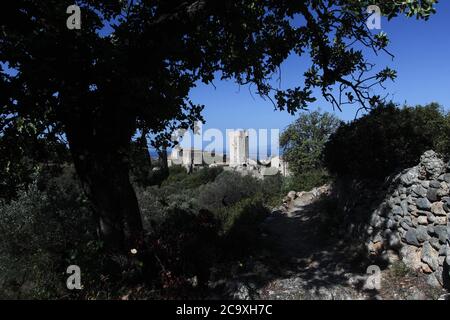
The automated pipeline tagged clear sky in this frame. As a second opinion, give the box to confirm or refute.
[188,1,450,139]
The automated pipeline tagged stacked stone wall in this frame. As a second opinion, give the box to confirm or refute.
[366,151,450,287]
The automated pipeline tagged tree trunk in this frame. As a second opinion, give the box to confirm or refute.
[138,128,152,170]
[70,143,144,252]
[62,111,144,253]
[158,146,169,178]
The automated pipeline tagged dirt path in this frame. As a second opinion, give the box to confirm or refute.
[250,197,374,300]
[208,192,446,300]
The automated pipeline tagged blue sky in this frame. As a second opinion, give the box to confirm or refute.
[188,1,450,139]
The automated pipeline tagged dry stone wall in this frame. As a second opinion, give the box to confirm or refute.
[367,150,450,287]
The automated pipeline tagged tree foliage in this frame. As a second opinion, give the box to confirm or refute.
[280,110,341,175]
[324,102,450,180]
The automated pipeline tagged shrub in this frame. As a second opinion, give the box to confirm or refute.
[324,103,449,180]
[281,168,330,193]
[0,175,97,299]
[0,160,282,298]
[149,208,221,289]
[196,170,280,208]
[390,260,411,278]
[161,165,223,189]
[217,197,269,257]
[196,171,260,210]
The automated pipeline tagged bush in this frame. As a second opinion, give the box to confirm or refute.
[217,197,269,257]
[0,162,282,298]
[324,103,449,180]
[0,172,98,299]
[281,168,330,193]
[162,165,223,189]
[196,170,282,210]
[149,208,221,289]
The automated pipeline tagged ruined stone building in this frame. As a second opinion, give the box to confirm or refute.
[167,129,290,177]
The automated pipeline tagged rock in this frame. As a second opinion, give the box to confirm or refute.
[427,188,438,202]
[421,241,439,271]
[387,219,397,230]
[377,203,389,217]
[421,181,430,188]
[400,167,419,185]
[437,182,449,197]
[382,249,400,264]
[400,246,422,270]
[438,245,447,256]
[427,225,435,236]
[400,217,412,230]
[407,196,416,205]
[391,205,404,217]
[232,282,251,300]
[431,202,446,216]
[430,180,441,188]
[420,150,445,178]
[426,272,441,286]
[404,229,420,246]
[412,185,428,197]
[442,198,450,212]
[369,215,384,228]
[427,212,436,224]
[287,191,297,200]
[443,173,450,183]
[429,238,440,251]
[434,216,447,225]
[388,234,402,248]
[293,192,315,206]
[368,241,384,255]
[416,226,429,242]
[433,225,448,243]
[260,166,281,176]
[400,200,409,215]
[408,204,417,212]
[421,263,433,274]
[296,191,304,198]
[416,197,431,210]
[417,216,428,225]
[435,268,444,286]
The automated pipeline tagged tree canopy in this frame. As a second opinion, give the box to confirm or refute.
[324,102,450,179]
[280,110,341,175]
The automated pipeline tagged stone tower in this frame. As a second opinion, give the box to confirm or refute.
[228,130,249,166]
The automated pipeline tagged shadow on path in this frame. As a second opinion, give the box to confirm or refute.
[214,196,381,300]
